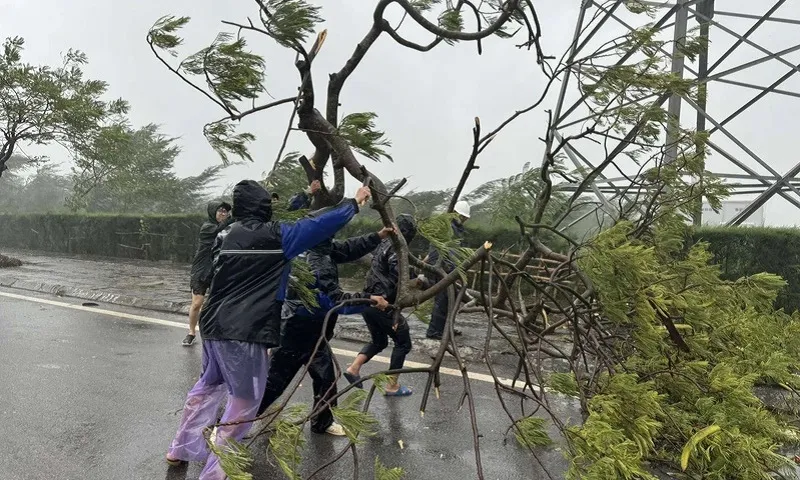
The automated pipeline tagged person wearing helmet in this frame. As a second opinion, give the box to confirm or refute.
[165,180,372,477]
[254,218,394,437]
[425,200,470,340]
[344,214,419,397]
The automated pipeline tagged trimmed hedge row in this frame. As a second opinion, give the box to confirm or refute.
[1,213,798,311]
[0,213,203,262]
[0,214,527,263]
[693,226,800,312]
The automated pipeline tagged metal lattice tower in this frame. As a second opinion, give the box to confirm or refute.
[551,0,800,228]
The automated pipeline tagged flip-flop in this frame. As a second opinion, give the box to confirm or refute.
[344,372,363,389]
[384,385,413,397]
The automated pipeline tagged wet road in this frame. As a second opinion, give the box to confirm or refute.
[0,288,574,480]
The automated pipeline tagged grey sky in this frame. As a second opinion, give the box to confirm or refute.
[4,1,800,226]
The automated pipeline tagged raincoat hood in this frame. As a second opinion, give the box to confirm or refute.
[396,214,417,243]
[232,180,272,221]
[206,201,232,222]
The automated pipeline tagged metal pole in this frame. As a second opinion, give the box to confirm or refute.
[727,160,800,226]
[693,0,713,226]
[548,0,590,138]
[665,0,690,165]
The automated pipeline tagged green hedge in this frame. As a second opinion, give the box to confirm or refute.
[0,214,526,264]
[3,214,797,311]
[0,213,204,262]
[692,226,800,312]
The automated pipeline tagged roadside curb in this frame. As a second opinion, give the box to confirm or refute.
[0,276,192,315]
[0,275,497,362]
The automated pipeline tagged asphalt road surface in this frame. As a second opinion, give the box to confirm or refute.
[0,288,575,480]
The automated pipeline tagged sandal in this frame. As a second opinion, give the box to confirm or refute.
[166,455,185,467]
[384,385,413,397]
[344,372,363,389]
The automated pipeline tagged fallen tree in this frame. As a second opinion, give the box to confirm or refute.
[148,2,800,479]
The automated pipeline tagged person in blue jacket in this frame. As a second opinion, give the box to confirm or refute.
[255,210,394,436]
[166,180,372,479]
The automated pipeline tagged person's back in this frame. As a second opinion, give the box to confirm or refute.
[167,180,371,472]
[200,180,363,347]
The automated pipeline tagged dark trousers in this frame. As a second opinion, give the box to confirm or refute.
[426,289,450,337]
[359,307,412,371]
[257,315,338,433]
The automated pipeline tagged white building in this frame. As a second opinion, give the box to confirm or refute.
[701,200,765,227]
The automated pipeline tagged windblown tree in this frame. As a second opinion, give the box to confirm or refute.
[149,2,800,479]
[68,123,224,213]
[0,154,72,213]
[0,36,128,182]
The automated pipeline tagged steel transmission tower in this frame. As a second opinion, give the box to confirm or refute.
[550,0,800,228]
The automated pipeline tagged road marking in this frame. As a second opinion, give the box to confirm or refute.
[1,289,523,388]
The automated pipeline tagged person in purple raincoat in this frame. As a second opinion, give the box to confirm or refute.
[165,179,371,479]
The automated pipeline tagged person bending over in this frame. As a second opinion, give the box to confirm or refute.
[345,214,419,397]
[256,215,394,435]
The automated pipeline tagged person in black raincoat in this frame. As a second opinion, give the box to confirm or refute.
[344,214,419,397]
[425,200,470,340]
[255,211,394,436]
[166,180,372,479]
[184,201,232,346]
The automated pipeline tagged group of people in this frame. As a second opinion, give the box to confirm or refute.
[168,179,470,479]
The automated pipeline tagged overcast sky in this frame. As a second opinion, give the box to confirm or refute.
[4,0,800,226]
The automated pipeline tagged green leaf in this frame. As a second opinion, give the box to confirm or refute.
[410,0,439,12]
[681,425,722,471]
[438,9,464,32]
[331,390,379,444]
[203,120,256,163]
[410,297,434,325]
[375,456,405,480]
[180,33,265,110]
[262,0,323,49]
[268,405,308,480]
[337,112,393,162]
[148,16,191,56]
[417,213,474,279]
[438,9,464,45]
[208,438,254,480]
[371,373,392,395]
[288,256,320,310]
[547,372,579,397]
[513,417,553,448]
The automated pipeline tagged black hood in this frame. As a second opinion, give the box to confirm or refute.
[396,214,417,243]
[233,180,272,221]
[206,201,232,222]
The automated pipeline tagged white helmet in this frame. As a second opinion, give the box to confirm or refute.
[454,200,471,219]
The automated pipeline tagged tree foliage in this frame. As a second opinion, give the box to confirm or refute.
[0,36,128,180]
[149,2,800,480]
[68,123,223,213]
[0,155,72,213]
